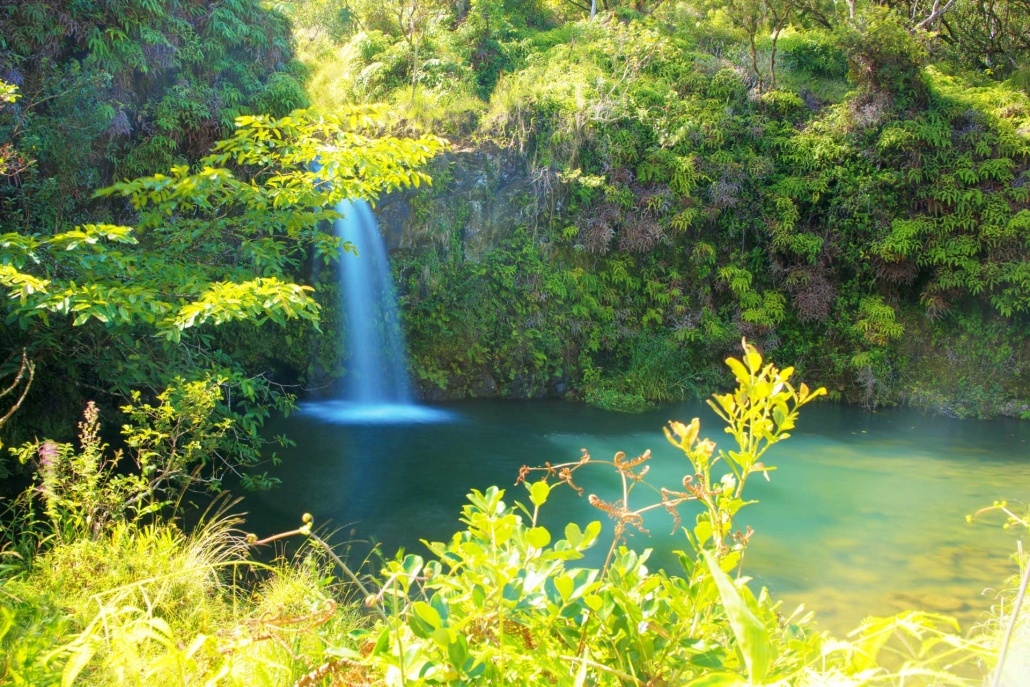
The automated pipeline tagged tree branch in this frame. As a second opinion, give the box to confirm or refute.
[0,350,34,431]
[915,0,957,29]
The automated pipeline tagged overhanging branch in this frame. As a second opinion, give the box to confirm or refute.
[915,0,957,29]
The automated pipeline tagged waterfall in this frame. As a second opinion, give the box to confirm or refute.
[301,199,450,425]
[336,199,412,404]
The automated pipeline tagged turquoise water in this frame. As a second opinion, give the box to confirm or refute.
[243,400,1030,635]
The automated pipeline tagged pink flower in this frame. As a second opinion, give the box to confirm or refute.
[38,441,58,468]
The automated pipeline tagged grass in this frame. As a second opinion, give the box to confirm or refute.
[1,510,368,687]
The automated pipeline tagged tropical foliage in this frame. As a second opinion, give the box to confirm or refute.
[2,344,1021,685]
[278,0,1030,417]
[1,1,1030,686]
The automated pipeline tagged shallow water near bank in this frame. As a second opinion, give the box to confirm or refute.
[244,400,1030,635]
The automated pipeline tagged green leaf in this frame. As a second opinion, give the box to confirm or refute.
[372,627,390,655]
[401,554,424,578]
[583,521,602,547]
[702,550,773,684]
[431,627,452,649]
[447,634,469,669]
[694,519,714,547]
[526,526,551,549]
[61,642,96,687]
[412,601,441,629]
[726,356,750,384]
[529,480,550,507]
[555,574,574,602]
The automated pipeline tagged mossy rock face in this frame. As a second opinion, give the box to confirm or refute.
[468,373,499,398]
[375,146,546,261]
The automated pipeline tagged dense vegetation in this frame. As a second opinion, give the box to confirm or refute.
[0,0,311,442]
[0,0,1028,445]
[6,344,1028,685]
[2,0,1030,685]
[281,0,1030,417]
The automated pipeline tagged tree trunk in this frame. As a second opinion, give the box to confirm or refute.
[748,29,763,93]
[769,14,787,91]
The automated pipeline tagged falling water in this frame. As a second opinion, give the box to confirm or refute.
[336,199,411,404]
[302,199,450,425]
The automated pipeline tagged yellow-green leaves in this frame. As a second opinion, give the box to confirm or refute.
[0,264,50,300]
[411,601,442,631]
[702,550,773,684]
[664,417,716,473]
[50,224,138,250]
[726,356,751,386]
[526,526,551,548]
[170,278,319,334]
[664,418,700,449]
[563,520,602,550]
[529,480,550,507]
[704,339,826,495]
[2,108,445,339]
[358,343,835,686]
[660,340,825,564]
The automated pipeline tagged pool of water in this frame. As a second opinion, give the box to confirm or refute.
[240,399,1030,635]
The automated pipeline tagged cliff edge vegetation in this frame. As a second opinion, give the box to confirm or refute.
[288,0,1030,418]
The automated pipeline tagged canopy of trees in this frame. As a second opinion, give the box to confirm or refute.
[0,0,444,476]
[1,0,1029,457]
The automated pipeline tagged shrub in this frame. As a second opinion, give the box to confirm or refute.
[838,7,928,103]
[1,512,364,687]
[778,29,848,80]
[346,341,843,684]
[319,341,998,685]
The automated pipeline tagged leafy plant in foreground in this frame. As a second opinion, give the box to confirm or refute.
[2,341,1010,686]
[319,340,997,686]
[336,343,778,683]
[12,377,271,542]
[2,509,363,687]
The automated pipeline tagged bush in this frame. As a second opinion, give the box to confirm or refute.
[778,29,848,80]
[584,384,651,412]
[2,342,1022,685]
[1,513,365,687]
[337,341,1002,685]
[838,7,928,102]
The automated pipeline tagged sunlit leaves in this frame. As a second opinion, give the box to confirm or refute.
[352,358,955,686]
[0,265,50,301]
[170,278,319,337]
[669,339,826,500]
[702,550,772,684]
[2,108,444,338]
[50,225,139,250]
[852,296,904,346]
